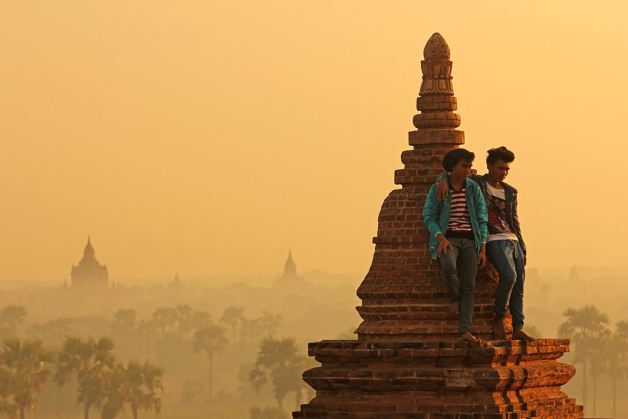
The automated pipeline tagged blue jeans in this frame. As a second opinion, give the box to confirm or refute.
[439,238,478,336]
[486,240,525,330]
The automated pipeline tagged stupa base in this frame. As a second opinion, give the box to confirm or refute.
[293,339,583,419]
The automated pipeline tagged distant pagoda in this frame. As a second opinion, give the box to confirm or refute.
[71,237,109,289]
[274,250,305,288]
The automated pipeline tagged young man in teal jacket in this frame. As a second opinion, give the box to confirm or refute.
[422,148,488,344]
[434,147,535,342]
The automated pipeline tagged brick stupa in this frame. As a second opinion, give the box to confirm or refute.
[293,33,583,419]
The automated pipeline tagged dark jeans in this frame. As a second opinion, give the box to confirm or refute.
[439,238,478,337]
[486,240,525,330]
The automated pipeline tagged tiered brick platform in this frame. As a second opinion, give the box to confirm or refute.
[297,340,580,418]
[293,33,583,418]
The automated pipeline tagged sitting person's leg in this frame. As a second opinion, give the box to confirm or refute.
[457,238,479,343]
[486,240,517,339]
[509,243,535,342]
[439,239,461,316]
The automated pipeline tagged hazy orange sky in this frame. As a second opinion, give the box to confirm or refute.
[1,1,627,282]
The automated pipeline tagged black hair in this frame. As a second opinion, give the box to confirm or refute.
[442,148,475,172]
[486,146,515,165]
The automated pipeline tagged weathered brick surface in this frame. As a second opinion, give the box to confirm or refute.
[293,33,582,418]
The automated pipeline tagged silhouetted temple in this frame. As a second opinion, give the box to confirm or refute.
[293,33,583,419]
[71,237,109,289]
[167,273,184,290]
[274,250,305,288]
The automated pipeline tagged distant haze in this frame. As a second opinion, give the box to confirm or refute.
[1,1,627,282]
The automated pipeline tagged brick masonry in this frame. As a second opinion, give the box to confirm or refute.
[292,33,583,418]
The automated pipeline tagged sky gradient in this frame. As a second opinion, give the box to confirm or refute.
[1,1,627,282]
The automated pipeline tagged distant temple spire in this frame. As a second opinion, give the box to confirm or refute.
[274,250,305,288]
[71,237,108,289]
[283,250,297,280]
[83,235,95,259]
[168,272,183,290]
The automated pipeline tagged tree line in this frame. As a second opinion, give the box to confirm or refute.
[0,335,162,419]
[0,303,316,418]
[558,304,628,419]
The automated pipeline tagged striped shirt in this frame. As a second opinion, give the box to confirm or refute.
[447,186,472,232]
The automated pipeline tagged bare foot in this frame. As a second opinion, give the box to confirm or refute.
[512,328,536,342]
[492,316,506,340]
[460,332,483,346]
[446,301,460,317]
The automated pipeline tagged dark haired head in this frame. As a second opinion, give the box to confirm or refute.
[486,146,515,165]
[442,148,475,172]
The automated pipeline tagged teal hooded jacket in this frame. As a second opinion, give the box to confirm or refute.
[422,178,488,259]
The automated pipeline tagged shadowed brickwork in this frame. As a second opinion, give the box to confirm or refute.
[293,33,584,418]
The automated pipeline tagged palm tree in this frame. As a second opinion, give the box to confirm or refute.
[220,307,244,343]
[111,309,137,335]
[606,320,628,418]
[0,363,18,418]
[558,304,610,417]
[193,324,228,402]
[100,363,126,419]
[175,304,194,336]
[175,305,210,337]
[101,361,164,419]
[0,338,54,419]
[151,307,179,339]
[259,312,283,337]
[124,361,164,419]
[249,336,309,408]
[54,336,115,419]
[190,310,211,331]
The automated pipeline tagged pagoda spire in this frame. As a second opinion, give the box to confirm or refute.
[72,236,108,288]
[83,235,95,259]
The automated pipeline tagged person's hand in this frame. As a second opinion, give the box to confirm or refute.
[436,179,449,201]
[524,254,527,266]
[478,245,486,269]
[437,234,453,258]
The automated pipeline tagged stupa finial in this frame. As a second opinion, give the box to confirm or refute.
[419,32,455,96]
[423,32,450,60]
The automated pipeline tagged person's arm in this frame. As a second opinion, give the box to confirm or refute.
[435,172,449,201]
[474,186,488,245]
[436,172,480,201]
[474,185,488,268]
[422,186,453,257]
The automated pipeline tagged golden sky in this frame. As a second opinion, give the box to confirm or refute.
[1,1,627,282]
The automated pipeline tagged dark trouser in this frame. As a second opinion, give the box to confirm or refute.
[439,238,478,337]
[487,239,525,330]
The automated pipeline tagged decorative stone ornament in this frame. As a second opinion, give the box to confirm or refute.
[292,33,584,419]
[420,32,455,96]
